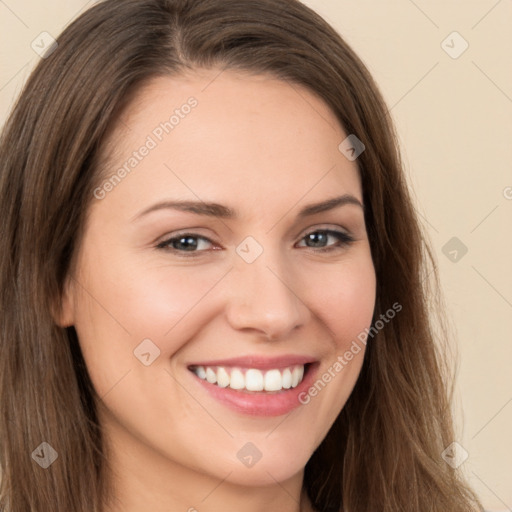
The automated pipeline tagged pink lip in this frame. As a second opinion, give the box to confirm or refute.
[188,361,320,417]
[187,354,317,370]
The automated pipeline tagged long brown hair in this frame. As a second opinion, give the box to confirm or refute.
[0,0,483,510]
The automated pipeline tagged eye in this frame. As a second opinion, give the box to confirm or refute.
[156,228,354,257]
[296,229,354,251]
[156,233,215,254]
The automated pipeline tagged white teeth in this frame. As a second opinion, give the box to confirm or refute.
[245,369,264,391]
[216,367,230,388]
[191,364,307,392]
[264,369,282,391]
[229,368,245,389]
[282,368,292,389]
[205,367,217,384]
[291,366,304,387]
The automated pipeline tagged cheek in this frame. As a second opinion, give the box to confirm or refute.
[71,255,230,387]
[115,263,232,347]
[289,250,375,446]
[306,250,376,346]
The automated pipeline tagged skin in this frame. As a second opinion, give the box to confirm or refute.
[57,69,376,512]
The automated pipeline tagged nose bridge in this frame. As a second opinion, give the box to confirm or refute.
[224,240,308,339]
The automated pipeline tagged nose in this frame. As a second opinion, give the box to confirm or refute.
[224,250,310,341]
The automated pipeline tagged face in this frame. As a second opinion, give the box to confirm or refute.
[60,69,376,489]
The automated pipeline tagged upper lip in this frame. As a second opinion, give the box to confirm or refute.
[187,354,318,370]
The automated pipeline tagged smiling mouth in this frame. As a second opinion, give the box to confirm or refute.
[188,363,312,393]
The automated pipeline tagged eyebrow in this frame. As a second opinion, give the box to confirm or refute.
[131,194,363,222]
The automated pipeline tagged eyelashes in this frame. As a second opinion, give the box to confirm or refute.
[296,229,354,250]
[156,228,355,257]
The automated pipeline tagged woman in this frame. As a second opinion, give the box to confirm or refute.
[0,0,483,511]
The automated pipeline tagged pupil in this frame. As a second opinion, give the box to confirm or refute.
[175,236,197,251]
[307,232,327,247]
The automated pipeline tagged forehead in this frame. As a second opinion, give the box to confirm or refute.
[95,69,362,217]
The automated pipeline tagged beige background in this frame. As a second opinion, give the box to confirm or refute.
[1,1,511,510]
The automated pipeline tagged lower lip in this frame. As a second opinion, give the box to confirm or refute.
[189,363,319,416]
